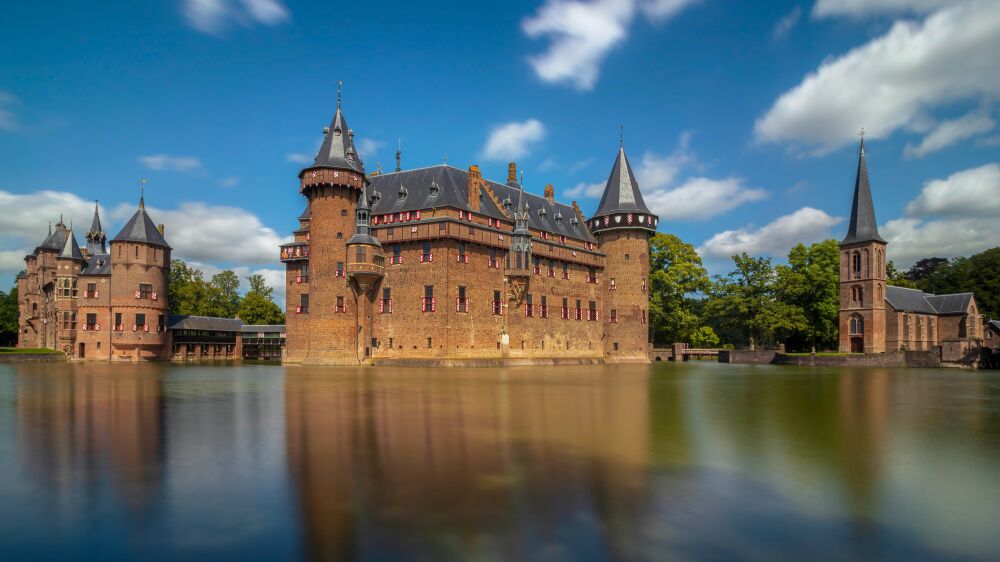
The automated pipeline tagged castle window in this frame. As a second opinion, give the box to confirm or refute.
[610,278,616,290]
[115,312,122,330]
[421,241,433,262]
[525,294,534,317]
[85,313,97,331]
[547,259,554,277]
[381,288,392,314]
[336,296,346,313]
[576,299,582,320]
[336,262,345,277]
[422,285,436,312]
[135,245,138,258]
[624,253,630,261]
[337,232,343,239]
[533,256,541,275]
[457,243,468,263]
[489,248,498,269]
[588,301,598,321]
[356,246,367,263]
[392,244,401,265]
[641,277,646,292]
[561,298,569,320]
[587,268,598,284]
[850,314,864,335]
[139,283,153,299]
[493,290,502,316]
[135,313,146,328]
[641,309,647,324]
[341,209,348,216]
[86,282,97,298]
[158,315,164,332]
[299,294,309,314]
[457,286,468,313]
[299,264,309,283]
[610,309,618,323]
[540,296,548,318]
[562,262,569,280]
[439,222,446,232]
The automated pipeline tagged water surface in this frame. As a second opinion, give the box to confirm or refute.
[1,361,999,561]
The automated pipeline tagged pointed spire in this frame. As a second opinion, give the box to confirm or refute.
[395,139,401,173]
[306,81,365,175]
[86,200,107,255]
[593,145,651,217]
[841,133,886,245]
[139,178,147,209]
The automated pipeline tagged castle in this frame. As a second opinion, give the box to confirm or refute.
[17,195,172,360]
[838,137,984,358]
[280,92,657,365]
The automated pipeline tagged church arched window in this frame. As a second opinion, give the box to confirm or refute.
[852,252,861,279]
[850,314,864,335]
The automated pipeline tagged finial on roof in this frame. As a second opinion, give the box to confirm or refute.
[59,213,64,225]
[619,124,624,149]
[520,169,524,186]
[337,80,342,109]
[443,153,448,165]
[395,139,401,173]
[859,128,866,156]
[139,177,147,209]
[48,221,52,235]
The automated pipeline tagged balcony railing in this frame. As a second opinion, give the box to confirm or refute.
[346,261,385,277]
[280,243,309,262]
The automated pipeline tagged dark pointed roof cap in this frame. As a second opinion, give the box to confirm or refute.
[58,228,84,260]
[37,221,70,252]
[113,205,170,248]
[593,147,652,217]
[841,138,886,245]
[87,201,104,237]
[305,87,365,176]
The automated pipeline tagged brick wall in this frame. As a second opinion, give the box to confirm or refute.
[598,229,651,362]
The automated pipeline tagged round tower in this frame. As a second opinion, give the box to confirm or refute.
[588,144,659,362]
[108,190,171,361]
[345,184,384,363]
[287,82,367,364]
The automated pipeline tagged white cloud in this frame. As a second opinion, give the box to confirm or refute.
[0,190,97,245]
[138,154,203,172]
[813,0,956,19]
[356,138,384,161]
[905,162,1000,217]
[633,131,694,190]
[773,6,802,40]
[285,152,313,164]
[218,176,241,188]
[976,135,1000,147]
[755,1,1000,154]
[645,177,769,221]
[698,207,842,259]
[564,181,605,199]
[882,216,999,268]
[480,119,546,161]
[522,0,700,90]
[0,90,18,132]
[903,109,996,159]
[182,0,289,35]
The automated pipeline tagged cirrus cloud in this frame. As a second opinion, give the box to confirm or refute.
[480,119,546,161]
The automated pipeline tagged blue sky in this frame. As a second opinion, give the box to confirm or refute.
[2,0,998,304]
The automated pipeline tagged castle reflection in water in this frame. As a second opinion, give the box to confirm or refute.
[3,363,999,561]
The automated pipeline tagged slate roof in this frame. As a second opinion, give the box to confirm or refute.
[368,165,596,242]
[241,324,285,333]
[58,229,84,260]
[987,320,1000,334]
[167,315,243,332]
[37,223,70,252]
[80,253,111,275]
[593,147,652,218]
[306,101,365,176]
[113,205,170,248]
[347,184,381,247]
[298,205,311,220]
[841,139,886,245]
[885,285,974,315]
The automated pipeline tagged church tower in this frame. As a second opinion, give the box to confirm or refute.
[838,136,887,354]
[285,82,367,364]
[588,143,658,362]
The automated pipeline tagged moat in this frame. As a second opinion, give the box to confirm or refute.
[1,362,999,561]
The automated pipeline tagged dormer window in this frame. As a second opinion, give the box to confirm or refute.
[570,217,579,226]
[398,185,408,199]
[538,208,547,218]
[334,129,342,136]
[503,197,512,210]
[554,212,562,222]
[429,181,440,196]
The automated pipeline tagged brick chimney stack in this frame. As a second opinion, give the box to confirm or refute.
[544,184,554,204]
[507,162,517,184]
[467,165,482,213]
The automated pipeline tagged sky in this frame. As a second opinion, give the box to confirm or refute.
[2,0,999,307]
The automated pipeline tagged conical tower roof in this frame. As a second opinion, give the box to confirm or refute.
[841,138,886,245]
[113,199,170,248]
[86,201,107,255]
[593,146,651,217]
[59,228,83,260]
[306,83,365,176]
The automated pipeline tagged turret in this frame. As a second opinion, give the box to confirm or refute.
[85,201,107,256]
[507,182,533,276]
[838,135,887,354]
[588,142,658,362]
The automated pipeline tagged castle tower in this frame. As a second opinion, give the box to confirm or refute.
[838,137,886,354]
[85,201,107,256]
[109,192,171,361]
[345,183,384,363]
[55,226,84,356]
[588,144,658,362]
[285,82,367,364]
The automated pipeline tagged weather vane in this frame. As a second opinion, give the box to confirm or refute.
[140,177,147,208]
[619,124,624,148]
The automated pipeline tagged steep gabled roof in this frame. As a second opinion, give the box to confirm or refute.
[926,293,974,315]
[593,147,651,217]
[841,138,886,245]
[37,222,69,252]
[80,253,111,275]
[885,285,975,315]
[58,228,83,260]
[113,205,170,248]
[306,88,365,175]
[167,315,243,332]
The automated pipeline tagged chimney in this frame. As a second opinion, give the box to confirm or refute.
[507,162,517,184]
[158,224,165,237]
[544,184,554,204]
[467,165,482,213]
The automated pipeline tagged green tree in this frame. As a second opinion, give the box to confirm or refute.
[238,273,284,325]
[0,282,19,347]
[775,240,840,351]
[916,248,1000,320]
[169,259,212,315]
[207,270,241,318]
[689,326,720,348]
[886,260,915,288]
[647,233,710,345]
[905,257,949,289]
[705,253,803,348]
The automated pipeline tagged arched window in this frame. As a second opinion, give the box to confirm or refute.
[852,252,861,279]
[863,248,870,278]
[851,285,864,306]
[850,314,864,335]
